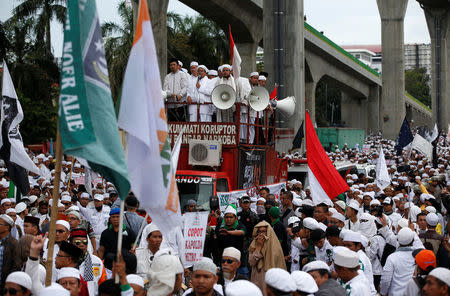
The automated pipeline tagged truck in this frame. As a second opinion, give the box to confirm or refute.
[167,104,289,212]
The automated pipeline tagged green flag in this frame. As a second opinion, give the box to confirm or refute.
[58,0,130,198]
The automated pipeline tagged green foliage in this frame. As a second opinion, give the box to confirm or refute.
[405,68,431,108]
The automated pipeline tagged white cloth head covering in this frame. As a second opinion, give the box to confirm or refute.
[265,268,296,292]
[14,202,27,213]
[147,250,184,296]
[335,200,346,210]
[358,213,377,238]
[428,267,450,287]
[258,75,267,81]
[226,280,262,296]
[291,271,319,294]
[61,195,71,202]
[397,227,415,246]
[56,220,70,231]
[139,223,160,248]
[288,216,301,226]
[249,72,259,77]
[302,260,330,273]
[426,213,439,227]
[5,208,16,215]
[397,218,409,229]
[93,194,104,201]
[221,64,231,70]
[342,230,362,243]
[198,65,208,72]
[425,206,437,213]
[0,214,14,227]
[126,274,144,287]
[57,267,80,280]
[223,247,241,261]
[1,198,12,205]
[224,205,237,216]
[6,271,32,290]
[38,283,70,296]
[193,257,217,275]
[334,247,359,268]
[332,212,345,222]
[303,217,319,230]
[348,200,360,211]
[190,61,198,67]
[208,70,218,76]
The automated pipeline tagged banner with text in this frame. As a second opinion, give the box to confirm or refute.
[217,182,287,212]
[183,211,209,267]
[169,123,237,146]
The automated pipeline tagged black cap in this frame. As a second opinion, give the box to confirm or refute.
[240,195,251,203]
[125,195,139,208]
[59,241,83,262]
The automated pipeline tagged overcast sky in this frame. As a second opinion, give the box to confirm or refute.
[0,0,430,57]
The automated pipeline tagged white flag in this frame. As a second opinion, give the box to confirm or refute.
[1,60,39,175]
[411,134,432,161]
[430,123,438,142]
[375,147,391,190]
[118,0,181,236]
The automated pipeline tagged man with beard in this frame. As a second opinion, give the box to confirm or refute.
[78,194,110,250]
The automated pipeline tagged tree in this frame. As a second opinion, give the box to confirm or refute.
[405,68,431,108]
[13,0,66,53]
[102,1,134,104]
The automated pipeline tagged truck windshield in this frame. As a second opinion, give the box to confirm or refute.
[176,175,214,212]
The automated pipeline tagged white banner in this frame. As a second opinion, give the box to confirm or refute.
[411,134,432,161]
[183,211,209,266]
[217,182,287,212]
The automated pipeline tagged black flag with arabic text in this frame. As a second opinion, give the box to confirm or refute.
[0,60,40,195]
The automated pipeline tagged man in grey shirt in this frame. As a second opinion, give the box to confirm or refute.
[123,195,147,243]
[303,260,347,296]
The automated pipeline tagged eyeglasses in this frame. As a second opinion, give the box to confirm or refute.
[3,288,20,295]
[221,258,236,264]
[73,239,88,246]
[56,253,71,258]
[56,229,67,234]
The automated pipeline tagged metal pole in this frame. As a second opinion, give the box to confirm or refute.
[435,16,441,130]
[278,0,285,101]
[45,131,63,286]
[115,199,126,284]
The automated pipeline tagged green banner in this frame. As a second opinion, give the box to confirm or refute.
[58,0,130,198]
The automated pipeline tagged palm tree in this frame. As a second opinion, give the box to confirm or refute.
[102,1,134,103]
[13,0,66,53]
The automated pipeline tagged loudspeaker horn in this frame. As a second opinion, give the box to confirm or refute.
[248,86,270,112]
[273,96,296,117]
[212,84,236,110]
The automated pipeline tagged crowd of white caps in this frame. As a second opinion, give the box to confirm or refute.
[0,131,449,296]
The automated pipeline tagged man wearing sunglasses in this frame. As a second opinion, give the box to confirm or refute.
[218,247,248,288]
[4,271,32,296]
[70,228,107,296]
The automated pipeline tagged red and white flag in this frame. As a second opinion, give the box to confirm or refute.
[270,85,277,100]
[229,25,241,79]
[305,111,349,205]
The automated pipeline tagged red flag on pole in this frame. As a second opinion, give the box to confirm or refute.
[228,25,241,79]
[305,111,349,205]
[270,85,277,100]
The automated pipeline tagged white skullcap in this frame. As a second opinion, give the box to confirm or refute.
[426,213,439,227]
[67,205,80,212]
[257,197,266,203]
[193,257,217,275]
[332,212,346,222]
[93,194,104,201]
[425,206,436,213]
[38,283,70,296]
[249,72,259,77]
[382,197,393,205]
[335,200,346,210]
[302,199,314,207]
[224,205,237,216]
[265,268,296,292]
[208,70,218,76]
[28,195,38,204]
[348,200,360,211]
[303,217,319,230]
[292,198,302,207]
[258,75,267,81]
[363,192,375,199]
[190,61,198,67]
[80,192,90,199]
[218,65,224,72]
[398,227,415,246]
[57,267,80,280]
[226,280,262,296]
[126,274,144,288]
[67,211,81,220]
[61,195,71,202]
[342,231,362,243]
[302,260,330,273]
[397,218,409,229]
[334,247,360,268]
[221,64,231,70]
[329,208,338,215]
[318,222,327,232]
[37,154,45,159]
[429,268,450,287]
[6,208,16,215]
[56,220,70,231]
[6,271,32,290]
[15,202,27,213]
[1,198,12,205]
[198,65,208,72]
[147,251,184,296]
[370,199,381,206]
[223,247,241,261]
[178,60,183,66]
[0,214,14,227]
[288,216,301,226]
[61,191,70,196]
[291,271,319,294]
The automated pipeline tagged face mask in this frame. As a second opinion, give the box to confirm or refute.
[256,205,266,215]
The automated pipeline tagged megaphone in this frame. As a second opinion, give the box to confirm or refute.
[212,84,236,109]
[248,86,270,112]
[272,96,296,117]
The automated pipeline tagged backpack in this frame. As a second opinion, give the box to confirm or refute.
[380,243,397,266]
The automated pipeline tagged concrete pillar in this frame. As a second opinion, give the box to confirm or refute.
[147,0,169,81]
[376,0,408,139]
[341,92,359,128]
[423,7,450,130]
[367,85,381,133]
[305,81,317,123]
[236,42,258,77]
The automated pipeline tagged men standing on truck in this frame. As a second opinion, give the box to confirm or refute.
[163,58,188,121]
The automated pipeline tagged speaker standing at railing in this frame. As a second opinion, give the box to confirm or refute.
[214,64,236,122]
[163,58,188,121]
[187,65,214,122]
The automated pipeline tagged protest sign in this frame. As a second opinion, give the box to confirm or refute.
[183,211,209,266]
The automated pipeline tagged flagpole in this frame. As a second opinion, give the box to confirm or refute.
[132,213,149,250]
[115,198,125,284]
[67,157,75,188]
[45,130,63,286]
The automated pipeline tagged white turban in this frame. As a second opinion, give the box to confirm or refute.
[139,223,160,248]
[147,250,184,296]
